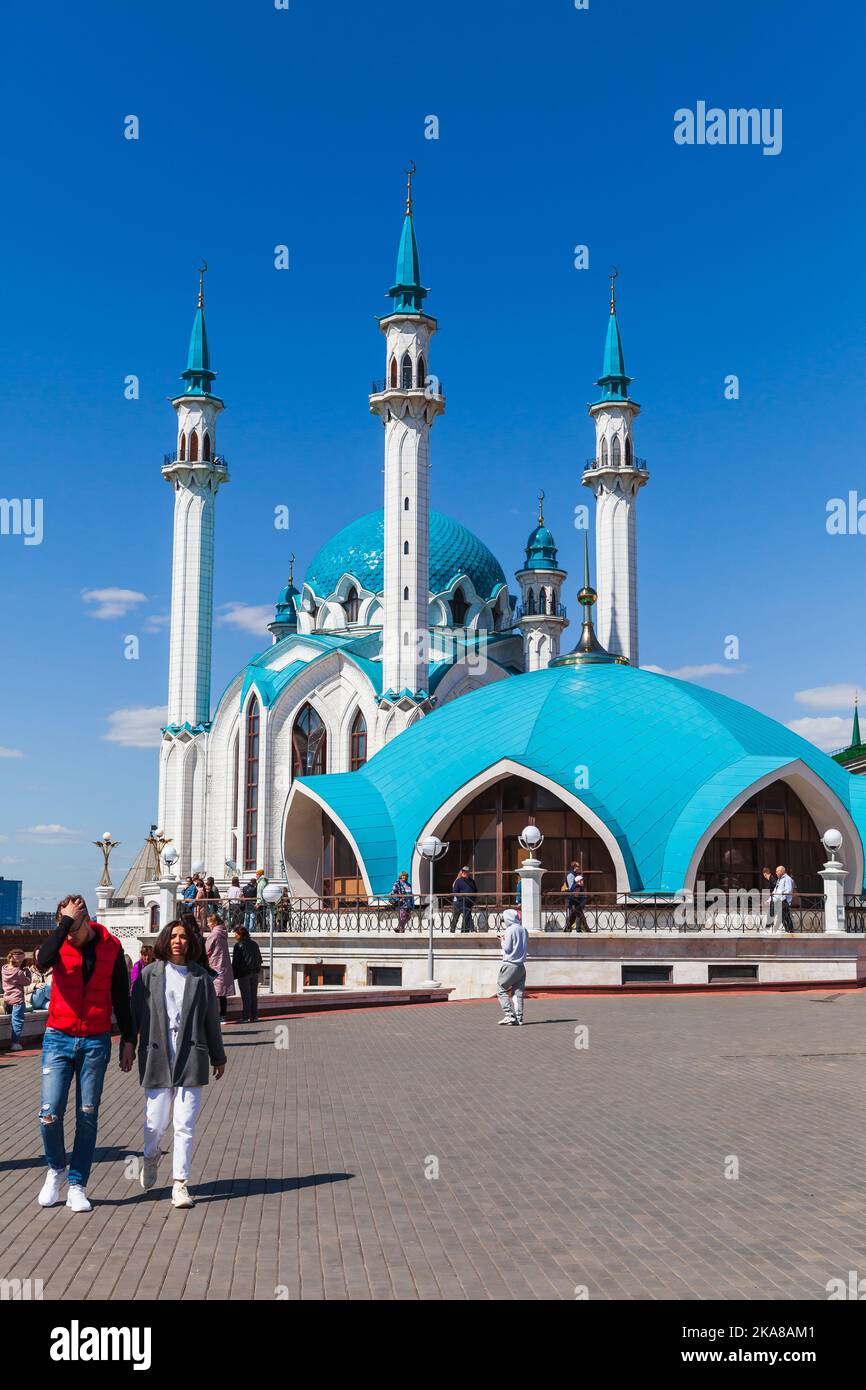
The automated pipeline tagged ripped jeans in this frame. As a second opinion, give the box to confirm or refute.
[39,1028,111,1187]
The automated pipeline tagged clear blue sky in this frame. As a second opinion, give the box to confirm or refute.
[1,0,864,909]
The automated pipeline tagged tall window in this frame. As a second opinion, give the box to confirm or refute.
[401,353,413,389]
[403,541,409,554]
[389,355,398,388]
[344,585,360,623]
[350,711,367,770]
[600,437,608,466]
[417,354,426,389]
[202,431,211,461]
[179,433,186,460]
[451,588,469,626]
[539,588,547,615]
[189,430,199,461]
[243,698,260,871]
[550,590,557,615]
[292,703,327,777]
[404,496,409,511]
[612,435,621,467]
[625,437,632,467]
[696,781,824,894]
[526,589,536,616]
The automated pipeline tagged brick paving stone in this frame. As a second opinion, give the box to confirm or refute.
[2,991,866,1299]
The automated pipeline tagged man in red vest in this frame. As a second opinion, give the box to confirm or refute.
[35,895,135,1212]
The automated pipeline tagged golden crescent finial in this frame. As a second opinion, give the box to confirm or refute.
[405,161,416,215]
[289,552,295,585]
[538,488,545,525]
[609,265,618,315]
[197,260,208,309]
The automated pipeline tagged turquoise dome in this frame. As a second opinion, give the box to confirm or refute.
[304,508,507,600]
[295,662,866,896]
[524,522,558,570]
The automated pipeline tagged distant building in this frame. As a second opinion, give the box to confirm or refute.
[833,699,866,776]
[0,878,22,927]
[21,910,54,931]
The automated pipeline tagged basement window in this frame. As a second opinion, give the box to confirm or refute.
[621,965,673,985]
[708,964,759,983]
[369,966,402,987]
[303,964,346,988]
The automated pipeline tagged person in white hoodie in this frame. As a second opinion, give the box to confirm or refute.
[497,908,528,1026]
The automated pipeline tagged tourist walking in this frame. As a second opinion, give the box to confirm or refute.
[255,869,269,931]
[131,918,226,1209]
[242,877,257,932]
[771,865,795,933]
[761,866,777,928]
[449,866,477,934]
[564,863,589,933]
[232,926,263,1023]
[3,949,31,1051]
[496,908,528,1026]
[226,875,243,929]
[204,915,234,1025]
[130,943,154,990]
[34,895,135,1212]
[390,870,414,933]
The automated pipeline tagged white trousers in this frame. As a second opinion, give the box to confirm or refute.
[143,1086,202,1181]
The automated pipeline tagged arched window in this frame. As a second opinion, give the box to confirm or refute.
[417,354,426,389]
[625,436,632,467]
[202,431,211,461]
[526,589,536,616]
[350,710,367,770]
[389,356,398,389]
[600,437,608,466]
[189,431,199,462]
[292,703,327,777]
[403,586,409,601]
[612,435,621,467]
[243,697,260,871]
[401,353,413,390]
[539,588,547,615]
[550,590,557,615]
[404,496,409,511]
[403,541,409,555]
[179,433,186,461]
[344,586,359,624]
[451,588,469,626]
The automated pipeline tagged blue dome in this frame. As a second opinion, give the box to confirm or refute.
[524,522,558,570]
[304,508,507,600]
[294,662,866,896]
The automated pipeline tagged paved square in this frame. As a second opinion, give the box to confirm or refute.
[2,991,866,1300]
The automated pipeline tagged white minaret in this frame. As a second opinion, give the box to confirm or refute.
[515,490,569,671]
[369,165,444,714]
[157,269,229,871]
[581,271,648,666]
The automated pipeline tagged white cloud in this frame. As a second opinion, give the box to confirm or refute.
[786,716,849,752]
[104,705,167,749]
[144,613,171,633]
[217,602,272,635]
[0,747,23,758]
[794,683,861,711]
[0,857,24,865]
[82,587,147,620]
[642,663,746,680]
[18,824,80,843]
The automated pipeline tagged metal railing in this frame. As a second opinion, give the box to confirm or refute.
[845,895,866,933]
[163,452,228,469]
[515,604,567,620]
[584,456,647,472]
[370,379,445,397]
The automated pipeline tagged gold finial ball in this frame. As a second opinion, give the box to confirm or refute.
[578,585,597,607]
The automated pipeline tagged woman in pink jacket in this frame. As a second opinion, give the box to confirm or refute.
[3,949,32,1052]
[204,916,234,1026]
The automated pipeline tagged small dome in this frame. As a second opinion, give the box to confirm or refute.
[304,508,507,601]
[524,522,558,570]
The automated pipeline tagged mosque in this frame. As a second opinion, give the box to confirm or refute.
[114,169,866,971]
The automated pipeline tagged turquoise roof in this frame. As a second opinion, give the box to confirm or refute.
[523,522,559,570]
[304,508,508,601]
[385,211,429,316]
[295,663,866,895]
[175,302,220,400]
[595,310,633,404]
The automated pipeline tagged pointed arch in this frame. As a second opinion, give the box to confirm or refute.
[243,696,260,871]
[350,710,368,770]
[417,354,426,389]
[344,585,360,624]
[600,436,608,466]
[189,430,199,462]
[202,431,211,461]
[625,436,633,467]
[451,588,469,626]
[292,702,327,777]
[179,433,186,461]
[389,355,398,389]
[526,589,536,616]
[612,435,621,467]
[401,352,413,390]
[539,587,547,615]
[404,496,410,511]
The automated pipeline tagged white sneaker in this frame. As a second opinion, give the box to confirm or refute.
[498,1016,517,1025]
[37,1167,67,1206]
[66,1185,92,1213]
[171,1180,194,1209]
[140,1153,160,1190]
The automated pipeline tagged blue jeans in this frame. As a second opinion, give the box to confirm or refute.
[39,1029,112,1187]
[243,906,256,931]
[8,1002,26,1041]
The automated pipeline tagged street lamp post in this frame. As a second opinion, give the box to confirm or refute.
[517,824,545,934]
[417,836,449,988]
[262,883,283,993]
[158,844,180,932]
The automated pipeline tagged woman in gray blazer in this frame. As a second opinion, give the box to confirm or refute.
[131,918,226,1209]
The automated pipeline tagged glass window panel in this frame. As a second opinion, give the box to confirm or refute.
[729,811,757,837]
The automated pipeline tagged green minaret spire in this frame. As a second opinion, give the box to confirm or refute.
[385,162,429,316]
[178,262,218,398]
[853,693,862,746]
[551,532,628,667]
[595,267,633,403]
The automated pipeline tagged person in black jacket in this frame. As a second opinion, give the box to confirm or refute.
[232,926,263,1022]
[449,867,477,934]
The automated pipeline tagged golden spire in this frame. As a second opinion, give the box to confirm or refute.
[288,552,295,586]
[609,266,618,315]
[405,160,416,215]
[197,260,208,309]
[537,488,545,525]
